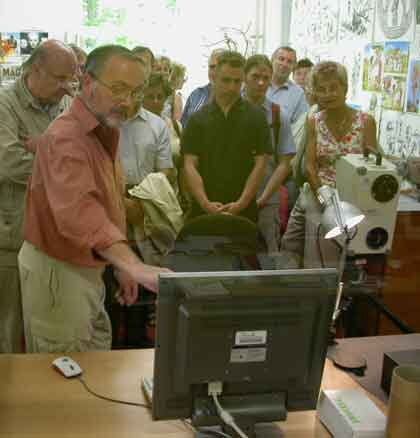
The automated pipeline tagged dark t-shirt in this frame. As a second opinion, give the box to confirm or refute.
[181,98,272,222]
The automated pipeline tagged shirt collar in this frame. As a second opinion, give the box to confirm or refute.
[126,106,148,123]
[16,74,52,112]
[70,96,101,134]
[209,96,244,114]
[270,80,291,92]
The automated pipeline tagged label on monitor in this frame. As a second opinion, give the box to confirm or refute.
[235,330,267,346]
[230,348,267,363]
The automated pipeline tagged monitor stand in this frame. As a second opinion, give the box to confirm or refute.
[192,393,286,438]
[195,422,284,438]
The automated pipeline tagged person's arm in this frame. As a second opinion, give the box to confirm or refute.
[257,155,293,208]
[291,90,310,124]
[180,91,194,129]
[183,153,224,213]
[155,119,176,184]
[0,103,35,186]
[223,154,269,215]
[172,92,183,122]
[258,110,296,207]
[39,133,169,295]
[363,113,378,153]
[304,116,322,194]
[97,242,169,294]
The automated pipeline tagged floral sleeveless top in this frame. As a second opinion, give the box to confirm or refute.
[314,109,367,186]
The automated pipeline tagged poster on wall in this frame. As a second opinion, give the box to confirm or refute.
[0,63,21,86]
[362,43,385,92]
[328,41,363,104]
[19,32,48,55]
[291,0,339,46]
[374,0,416,41]
[406,58,420,112]
[290,0,312,46]
[382,74,407,110]
[0,33,20,61]
[361,91,383,129]
[379,110,420,157]
[338,0,375,41]
[384,41,410,74]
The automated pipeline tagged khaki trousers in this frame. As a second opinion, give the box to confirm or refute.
[18,241,111,353]
[0,250,23,353]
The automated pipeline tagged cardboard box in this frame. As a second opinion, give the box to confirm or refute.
[381,349,420,395]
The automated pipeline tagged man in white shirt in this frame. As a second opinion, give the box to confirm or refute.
[266,46,309,211]
[266,46,308,125]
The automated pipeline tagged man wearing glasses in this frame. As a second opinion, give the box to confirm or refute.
[18,45,169,353]
[0,39,77,353]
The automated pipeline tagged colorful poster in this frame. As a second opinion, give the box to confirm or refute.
[338,0,375,41]
[374,0,416,41]
[362,43,384,92]
[19,31,48,55]
[382,74,407,111]
[0,33,19,60]
[384,41,410,74]
[406,59,420,112]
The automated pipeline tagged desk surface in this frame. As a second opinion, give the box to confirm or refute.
[0,349,385,438]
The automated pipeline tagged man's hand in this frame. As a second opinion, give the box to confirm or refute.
[256,196,267,209]
[19,134,41,154]
[114,269,139,306]
[220,201,244,216]
[203,201,225,214]
[131,264,172,294]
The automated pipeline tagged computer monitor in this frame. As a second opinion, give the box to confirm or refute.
[151,269,337,437]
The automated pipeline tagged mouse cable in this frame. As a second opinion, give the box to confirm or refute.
[77,376,149,408]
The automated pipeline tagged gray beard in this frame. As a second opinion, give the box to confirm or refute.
[81,96,121,128]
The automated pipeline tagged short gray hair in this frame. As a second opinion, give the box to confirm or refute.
[271,46,297,63]
[85,44,141,78]
[312,61,348,94]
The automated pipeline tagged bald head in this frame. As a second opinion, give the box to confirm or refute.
[25,39,77,105]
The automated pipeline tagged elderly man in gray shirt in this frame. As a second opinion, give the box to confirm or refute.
[119,88,175,265]
[0,40,76,353]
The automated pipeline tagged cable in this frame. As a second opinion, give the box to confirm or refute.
[316,222,326,268]
[211,393,248,438]
[78,376,149,408]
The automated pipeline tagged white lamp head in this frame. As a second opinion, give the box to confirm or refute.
[322,199,365,240]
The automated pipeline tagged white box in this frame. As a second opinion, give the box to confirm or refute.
[317,389,386,438]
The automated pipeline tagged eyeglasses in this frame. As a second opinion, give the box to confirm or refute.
[90,73,145,102]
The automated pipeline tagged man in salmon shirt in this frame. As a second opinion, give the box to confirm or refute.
[18,45,170,353]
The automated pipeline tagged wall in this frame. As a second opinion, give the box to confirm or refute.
[289,0,420,164]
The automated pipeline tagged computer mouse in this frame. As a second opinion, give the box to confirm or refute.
[52,356,83,378]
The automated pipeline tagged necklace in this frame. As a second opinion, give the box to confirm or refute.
[326,108,353,140]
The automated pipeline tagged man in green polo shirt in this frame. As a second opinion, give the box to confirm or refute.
[0,39,76,352]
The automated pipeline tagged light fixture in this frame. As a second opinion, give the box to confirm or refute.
[321,189,365,325]
[321,190,365,240]
[321,189,368,373]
